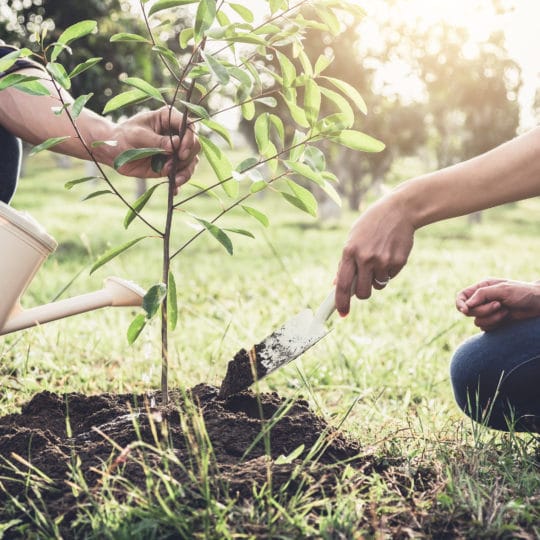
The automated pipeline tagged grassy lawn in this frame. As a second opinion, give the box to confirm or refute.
[1,152,540,538]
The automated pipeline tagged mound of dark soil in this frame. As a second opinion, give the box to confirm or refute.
[0,385,362,529]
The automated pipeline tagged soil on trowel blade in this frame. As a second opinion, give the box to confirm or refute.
[0,384,361,529]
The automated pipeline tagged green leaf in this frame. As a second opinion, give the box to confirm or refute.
[276,51,296,87]
[148,0,198,16]
[143,283,167,318]
[284,160,324,186]
[230,66,252,90]
[68,57,102,78]
[203,51,230,84]
[152,45,181,67]
[124,182,162,229]
[222,32,266,45]
[314,54,333,75]
[236,157,259,173]
[103,89,148,115]
[320,86,354,127]
[270,0,287,14]
[241,100,255,121]
[113,148,166,170]
[303,146,326,172]
[224,227,255,239]
[230,3,254,22]
[268,114,285,147]
[281,180,318,217]
[123,77,164,103]
[151,154,168,174]
[195,0,216,41]
[241,205,269,227]
[179,28,194,49]
[81,189,114,201]
[216,10,231,26]
[111,33,150,43]
[201,118,233,148]
[297,49,313,78]
[289,130,306,162]
[0,48,32,72]
[46,62,70,90]
[332,130,385,152]
[196,218,233,255]
[199,135,236,198]
[167,271,178,330]
[29,136,70,156]
[90,237,148,274]
[0,73,50,96]
[64,176,101,190]
[304,79,321,125]
[315,5,340,35]
[51,20,97,61]
[58,20,97,45]
[71,93,93,119]
[127,314,147,344]
[281,90,309,128]
[0,50,22,72]
[321,76,367,115]
[179,100,210,119]
[254,113,270,155]
[314,113,352,135]
[250,181,268,193]
[320,179,342,207]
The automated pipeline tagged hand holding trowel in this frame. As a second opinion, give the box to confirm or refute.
[219,288,339,398]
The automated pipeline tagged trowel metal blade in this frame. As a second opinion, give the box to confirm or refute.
[256,308,330,377]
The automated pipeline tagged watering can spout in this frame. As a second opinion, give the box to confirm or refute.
[0,277,145,336]
[0,201,146,337]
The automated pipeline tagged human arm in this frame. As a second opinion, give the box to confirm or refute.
[0,67,200,189]
[335,127,540,315]
[456,278,540,331]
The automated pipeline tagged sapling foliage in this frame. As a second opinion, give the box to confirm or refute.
[2,0,384,403]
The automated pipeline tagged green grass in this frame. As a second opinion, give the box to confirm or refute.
[2,152,540,537]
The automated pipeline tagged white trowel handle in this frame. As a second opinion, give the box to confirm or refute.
[313,275,358,324]
[314,288,337,323]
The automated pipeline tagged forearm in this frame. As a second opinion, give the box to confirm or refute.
[0,68,117,166]
[394,127,540,229]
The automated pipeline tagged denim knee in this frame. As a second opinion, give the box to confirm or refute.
[450,335,499,427]
[450,319,540,432]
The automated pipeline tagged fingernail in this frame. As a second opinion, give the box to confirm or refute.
[338,311,349,318]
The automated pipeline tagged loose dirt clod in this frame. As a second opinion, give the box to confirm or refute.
[218,342,269,397]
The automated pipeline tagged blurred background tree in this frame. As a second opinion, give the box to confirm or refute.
[0,0,528,217]
[238,0,522,215]
[0,0,154,116]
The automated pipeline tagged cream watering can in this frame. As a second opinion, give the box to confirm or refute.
[0,201,146,336]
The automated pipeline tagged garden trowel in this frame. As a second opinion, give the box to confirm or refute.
[219,288,337,397]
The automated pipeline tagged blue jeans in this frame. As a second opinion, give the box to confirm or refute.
[450,317,540,432]
[0,125,21,203]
